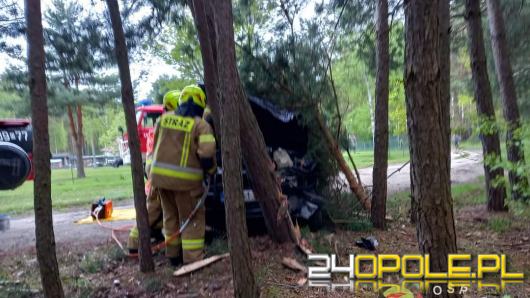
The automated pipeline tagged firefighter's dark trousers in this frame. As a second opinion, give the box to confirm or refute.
[159,187,205,264]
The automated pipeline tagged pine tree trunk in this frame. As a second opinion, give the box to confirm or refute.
[191,0,296,243]
[190,0,221,134]
[315,110,371,211]
[371,0,390,229]
[404,3,457,297]
[106,0,154,272]
[75,104,85,177]
[486,0,529,201]
[214,2,259,296]
[66,104,85,178]
[465,0,507,211]
[25,0,65,296]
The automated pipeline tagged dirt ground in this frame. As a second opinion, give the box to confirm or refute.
[1,150,529,297]
[1,203,528,297]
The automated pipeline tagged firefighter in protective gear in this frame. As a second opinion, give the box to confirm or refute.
[150,84,216,266]
[127,90,182,254]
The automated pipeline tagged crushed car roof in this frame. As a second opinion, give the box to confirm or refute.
[248,96,295,123]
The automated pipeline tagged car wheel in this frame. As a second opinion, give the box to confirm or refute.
[0,142,31,190]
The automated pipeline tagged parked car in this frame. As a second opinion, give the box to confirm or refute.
[108,157,124,168]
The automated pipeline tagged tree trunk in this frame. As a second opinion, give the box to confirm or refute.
[315,110,371,211]
[190,0,221,135]
[465,0,507,211]
[371,0,390,230]
[404,2,457,296]
[486,0,529,201]
[106,0,154,272]
[66,104,85,178]
[75,104,85,177]
[25,0,65,296]
[191,0,296,243]
[214,1,259,296]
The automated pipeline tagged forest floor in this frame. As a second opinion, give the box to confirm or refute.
[1,150,529,297]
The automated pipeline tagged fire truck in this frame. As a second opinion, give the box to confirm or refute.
[119,101,164,163]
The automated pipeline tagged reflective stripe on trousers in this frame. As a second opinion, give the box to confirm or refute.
[182,238,204,250]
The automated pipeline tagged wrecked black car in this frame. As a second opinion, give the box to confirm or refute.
[205,96,325,232]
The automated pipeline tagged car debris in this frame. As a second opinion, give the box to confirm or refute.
[355,236,379,251]
[205,96,327,232]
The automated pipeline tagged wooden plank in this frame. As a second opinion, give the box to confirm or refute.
[173,253,230,277]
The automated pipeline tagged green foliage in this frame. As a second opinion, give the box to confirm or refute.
[0,0,24,57]
[388,71,407,136]
[44,0,106,85]
[149,15,203,81]
[0,89,27,118]
[325,190,371,231]
[482,123,530,199]
[477,115,500,136]
[49,118,68,153]
[149,75,194,104]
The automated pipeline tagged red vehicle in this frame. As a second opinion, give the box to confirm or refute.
[0,119,34,190]
[120,104,164,162]
[135,104,164,158]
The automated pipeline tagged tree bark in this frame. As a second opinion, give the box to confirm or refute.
[214,1,259,296]
[25,0,65,296]
[465,0,507,211]
[371,0,390,230]
[191,0,296,243]
[106,0,154,272]
[404,2,457,296]
[486,0,529,201]
[66,104,86,178]
[190,0,221,135]
[315,110,371,211]
[75,104,85,177]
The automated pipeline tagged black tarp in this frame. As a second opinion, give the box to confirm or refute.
[247,96,307,154]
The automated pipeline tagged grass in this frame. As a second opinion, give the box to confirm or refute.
[343,148,410,169]
[0,166,133,215]
[79,252,104,274]
[487,217,512,233]
[387,177,530,222]
[387,178,487,218]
